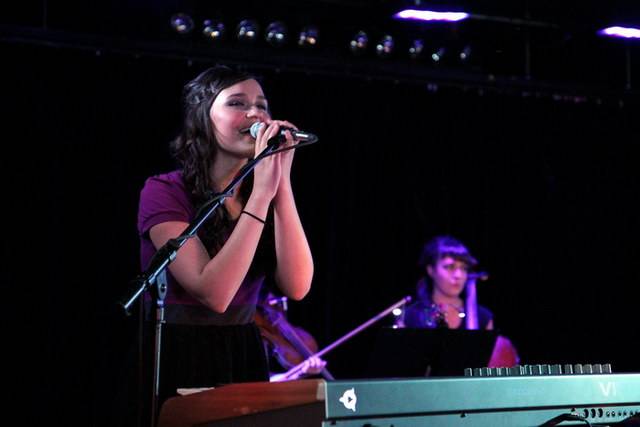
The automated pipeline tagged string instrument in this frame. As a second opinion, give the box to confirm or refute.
[464,272,520,367]
[488,335,520,368]
[254,301,335,380]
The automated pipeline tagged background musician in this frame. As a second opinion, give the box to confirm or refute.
[398,235,519,367]
[401,235,494,330]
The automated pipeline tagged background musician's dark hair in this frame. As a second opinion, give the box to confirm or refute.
[416,235,477,302]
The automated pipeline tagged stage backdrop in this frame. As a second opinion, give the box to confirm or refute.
[3,39,639,426]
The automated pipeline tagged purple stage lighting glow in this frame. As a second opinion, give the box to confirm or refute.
[598,26,640,39]
[393,9,469,22]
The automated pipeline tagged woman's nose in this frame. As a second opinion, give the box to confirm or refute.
[247,105,268,119]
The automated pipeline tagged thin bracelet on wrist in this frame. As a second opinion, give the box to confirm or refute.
[241,210,266,224]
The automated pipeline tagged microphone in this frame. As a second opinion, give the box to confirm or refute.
[250,122,317,147]
[468,271,489,281]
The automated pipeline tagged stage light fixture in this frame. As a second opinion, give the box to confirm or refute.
[298,26,319,47]
[409,39,424,59]
[376,35,394,58]
[237,19,259,42]
[350,31,369,54]
[170,13,195,35]
[459,45,472,62]
[202,19,225,41]
[393,9,469,22]
[431,47,446,63]
[266,21,288,46]
[598,26,640,39]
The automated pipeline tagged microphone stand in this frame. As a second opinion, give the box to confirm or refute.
[464,271,488,330]
[117,141,287,427]
[464,276,479,330]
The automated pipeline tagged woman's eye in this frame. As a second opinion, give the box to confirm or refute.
[227,101,267,111]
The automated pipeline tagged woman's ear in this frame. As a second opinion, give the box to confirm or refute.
[426,264,434,279]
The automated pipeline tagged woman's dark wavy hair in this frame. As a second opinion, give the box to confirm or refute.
[171,65,255,201]
[170,65,257,252]
[416,235,478,302]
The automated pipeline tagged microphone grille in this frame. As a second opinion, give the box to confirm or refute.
[249,122,265,138]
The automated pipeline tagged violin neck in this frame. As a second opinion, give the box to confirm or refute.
[280,324,314,357]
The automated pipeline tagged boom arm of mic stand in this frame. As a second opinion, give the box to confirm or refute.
[118,237,182,315]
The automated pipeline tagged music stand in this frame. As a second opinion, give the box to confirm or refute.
[366,327,497,378]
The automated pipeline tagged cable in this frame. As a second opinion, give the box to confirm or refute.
[540,413,593,427]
